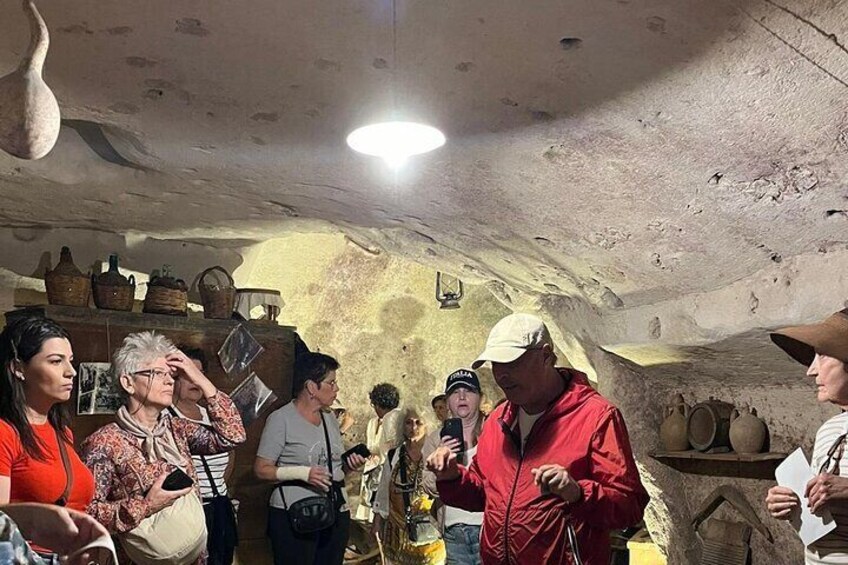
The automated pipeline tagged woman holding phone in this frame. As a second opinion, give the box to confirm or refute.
[422,369,486,565]
[82,331,246,565]
[254,352,366,565]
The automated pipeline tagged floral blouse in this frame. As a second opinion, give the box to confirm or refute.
[80,391,246,534]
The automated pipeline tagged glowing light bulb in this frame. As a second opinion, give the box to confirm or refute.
[346,121,445,167]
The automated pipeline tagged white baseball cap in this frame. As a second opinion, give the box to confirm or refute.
[471,313,552,369]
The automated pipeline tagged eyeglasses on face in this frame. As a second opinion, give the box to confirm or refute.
[131,368,174,381]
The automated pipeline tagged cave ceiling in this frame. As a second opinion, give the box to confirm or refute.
[0,0,846,312]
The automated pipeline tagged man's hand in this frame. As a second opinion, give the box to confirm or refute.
[426,446,460,481]
[531,464,581,503]
[766,485,799,519]
[805,472,848,513]
[1,502,109,558]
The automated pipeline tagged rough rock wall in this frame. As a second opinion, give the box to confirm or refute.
[239,233,512,439]
[532,250,848,565]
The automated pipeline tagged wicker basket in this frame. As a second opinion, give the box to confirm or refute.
[92,275,136,311]
[92,254,135,311]
[45,247,90,307]
[198,266,235,319]
[143,273,188,316]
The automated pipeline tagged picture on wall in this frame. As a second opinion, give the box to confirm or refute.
[230,372,277,427]
[77,362,124,415]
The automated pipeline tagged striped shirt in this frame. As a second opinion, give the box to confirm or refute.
[808,411,848,564]
[171,405,231,499]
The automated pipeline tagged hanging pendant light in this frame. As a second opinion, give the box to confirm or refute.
[346,121,445,168]
[346,0,445,168]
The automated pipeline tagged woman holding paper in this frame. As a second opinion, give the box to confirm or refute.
[767,309,848,562]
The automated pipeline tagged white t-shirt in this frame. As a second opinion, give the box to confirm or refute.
[517,408,544,450]
[170,405,230,499]
[807,411,848,564]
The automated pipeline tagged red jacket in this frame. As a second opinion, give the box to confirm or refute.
[437,369,648,564]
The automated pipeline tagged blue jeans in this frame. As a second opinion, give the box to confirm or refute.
[443,523,482,565]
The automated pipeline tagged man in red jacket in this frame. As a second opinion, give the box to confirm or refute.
[427,313,649,564]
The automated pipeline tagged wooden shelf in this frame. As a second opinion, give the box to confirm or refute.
[649,450,787,479]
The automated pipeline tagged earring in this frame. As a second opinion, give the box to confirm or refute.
[15,373,24,382]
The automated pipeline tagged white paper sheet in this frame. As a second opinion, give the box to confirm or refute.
[775,447,837,546]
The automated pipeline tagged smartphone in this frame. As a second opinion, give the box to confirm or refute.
[161,468,194,491]
[342,443,371,461]
[441,418,465,453]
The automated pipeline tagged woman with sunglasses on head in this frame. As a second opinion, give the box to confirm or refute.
[767,310,848,563]
[0,315,96,561]
[372,407,445,565]
[81,331,246,565]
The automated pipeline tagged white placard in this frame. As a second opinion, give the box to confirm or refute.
[775,447,837,546]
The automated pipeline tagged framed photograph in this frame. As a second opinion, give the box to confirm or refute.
[77,363,124,415]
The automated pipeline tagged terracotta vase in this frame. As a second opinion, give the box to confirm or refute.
[729,405,766,454]
[0,0,60,160]
[660,394,690,451]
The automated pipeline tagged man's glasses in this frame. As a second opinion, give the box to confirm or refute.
[819,432,847,475]
[131,369,174,381]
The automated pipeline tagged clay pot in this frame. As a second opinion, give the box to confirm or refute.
[729,406,767,454]
[660,394,690,451]
[687,397,735,452]
[0,1,60,160]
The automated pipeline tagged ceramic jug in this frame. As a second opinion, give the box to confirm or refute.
[660,394,690,451]
[729,405,766,454]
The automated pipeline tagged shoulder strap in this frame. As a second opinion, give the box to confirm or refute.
[54,428,73,507]
[398,444,412,513]
[320,412,333,476]
[169,406,221,497]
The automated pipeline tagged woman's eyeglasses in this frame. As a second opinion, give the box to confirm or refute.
[819,432,847,475]
[131,369,174,381]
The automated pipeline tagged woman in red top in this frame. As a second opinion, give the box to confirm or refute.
[0,315,95,516]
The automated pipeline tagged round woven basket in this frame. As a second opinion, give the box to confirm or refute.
[198,266,235,319]
[92,275,136,311]
[46,274,90,307]
[45,247,90,307]
[143,285,188,316]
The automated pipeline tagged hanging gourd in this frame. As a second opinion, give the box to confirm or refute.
[0,0,60,160]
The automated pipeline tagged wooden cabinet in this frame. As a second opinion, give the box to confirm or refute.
[6,305,294,565]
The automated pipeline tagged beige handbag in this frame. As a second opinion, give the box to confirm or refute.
[119,491,207,565]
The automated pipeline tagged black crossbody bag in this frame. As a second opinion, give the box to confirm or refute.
[277,413,339,534]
